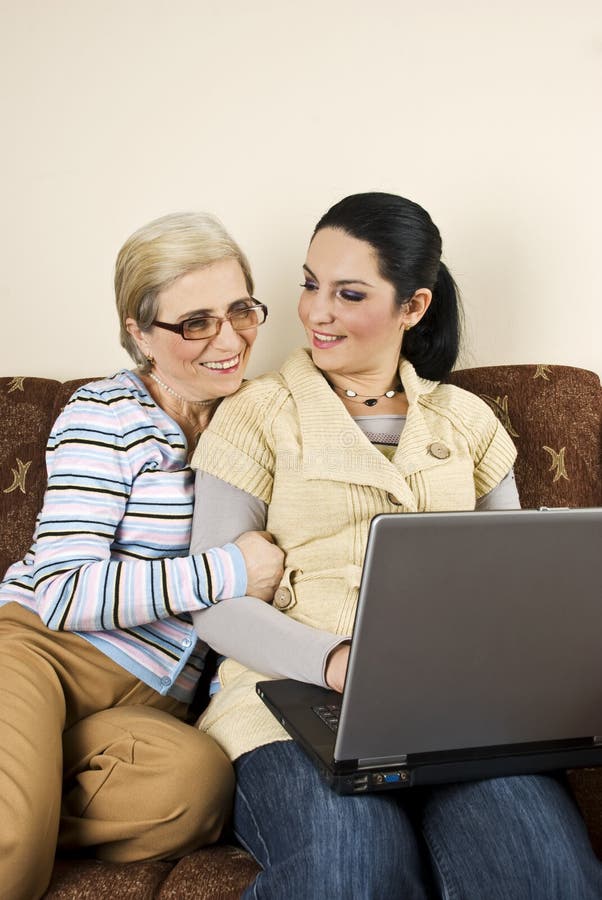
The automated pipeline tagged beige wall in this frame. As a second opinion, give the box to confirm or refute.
[1,0,600,380]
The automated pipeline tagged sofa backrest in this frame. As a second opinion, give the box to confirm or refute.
[448,364,602,510]
[1,365,601,579]
[0,377,91,578]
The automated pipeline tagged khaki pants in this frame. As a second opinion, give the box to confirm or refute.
[0,603,234,900]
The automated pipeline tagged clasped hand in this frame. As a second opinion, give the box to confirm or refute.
[235,531,285,602]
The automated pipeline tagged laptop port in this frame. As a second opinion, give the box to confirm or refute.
[352,775,369,792]
[384,771,409,784]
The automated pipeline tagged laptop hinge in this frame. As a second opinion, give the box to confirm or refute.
[357,755,408,769]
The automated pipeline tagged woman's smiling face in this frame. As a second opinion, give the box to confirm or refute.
[128,258,258,402]
[298,227,409,385]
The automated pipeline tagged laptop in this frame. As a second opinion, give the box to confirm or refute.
[257,508,602,794]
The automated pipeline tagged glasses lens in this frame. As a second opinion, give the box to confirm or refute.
[180,305,266,339]
[230,305,265,332]
[182,317,217,339]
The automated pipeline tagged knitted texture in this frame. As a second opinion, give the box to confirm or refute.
[192,350,518,760]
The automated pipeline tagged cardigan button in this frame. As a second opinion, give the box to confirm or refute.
[387,492,403,507]
[428,441,451,459]
[274,586,293,609]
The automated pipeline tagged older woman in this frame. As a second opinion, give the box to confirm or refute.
[190,194,602,899]
[0,211,283,900]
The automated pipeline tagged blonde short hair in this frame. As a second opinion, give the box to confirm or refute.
[115,211,254,371]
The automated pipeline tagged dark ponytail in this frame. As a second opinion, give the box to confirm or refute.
[313,192,462,381]
[402,261,461,381]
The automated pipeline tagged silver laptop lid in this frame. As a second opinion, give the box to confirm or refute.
[335,508,602,764]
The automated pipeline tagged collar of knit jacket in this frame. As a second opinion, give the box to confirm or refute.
[279,349,447,507]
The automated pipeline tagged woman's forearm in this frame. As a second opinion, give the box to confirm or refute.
[29,404,246,631]
[194,596,344,686]
[191,472,346,685]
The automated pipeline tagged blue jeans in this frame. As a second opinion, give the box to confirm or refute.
[234,741,602,899]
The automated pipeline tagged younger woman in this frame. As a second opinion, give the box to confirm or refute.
[191,193,601,899]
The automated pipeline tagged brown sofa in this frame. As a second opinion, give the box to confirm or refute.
[0,362,601,898]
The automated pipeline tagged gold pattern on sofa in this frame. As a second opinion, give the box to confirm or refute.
[7,376,25,393]
[533,365,553,380]
[543,446,569,483]
[3,458,32,494]
[479,394,519,438]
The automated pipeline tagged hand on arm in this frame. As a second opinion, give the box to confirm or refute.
[234,531,284,602]
[192,471,347,686]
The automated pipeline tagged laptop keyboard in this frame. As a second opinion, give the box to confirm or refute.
[313,703,341,733]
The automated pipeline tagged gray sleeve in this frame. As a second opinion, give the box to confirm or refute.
[194,594,345,685]
[190,471,269,549]
[476,468,521,510]
[191,472,345,687]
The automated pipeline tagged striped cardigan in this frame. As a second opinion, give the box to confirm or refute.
[0,370,246,702]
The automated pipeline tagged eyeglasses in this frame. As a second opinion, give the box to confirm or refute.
[152,302,268,340]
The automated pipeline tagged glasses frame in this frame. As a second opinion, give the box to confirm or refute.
[152,301,268,341]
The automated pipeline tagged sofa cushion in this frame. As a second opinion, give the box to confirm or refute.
[448,364,602,509]
[44,858,174,898]
[157,845,260,898]
[0,377,62,576]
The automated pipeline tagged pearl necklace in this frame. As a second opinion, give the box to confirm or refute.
[148,372,216,406]
[332,382,404,407]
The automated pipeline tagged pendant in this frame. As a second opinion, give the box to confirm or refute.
[341,386,399,407]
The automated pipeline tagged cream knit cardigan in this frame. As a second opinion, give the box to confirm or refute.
[191,349,517,760]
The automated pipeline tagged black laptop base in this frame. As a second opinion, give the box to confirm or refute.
[322,743,602,796]
[257,680,602,795]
